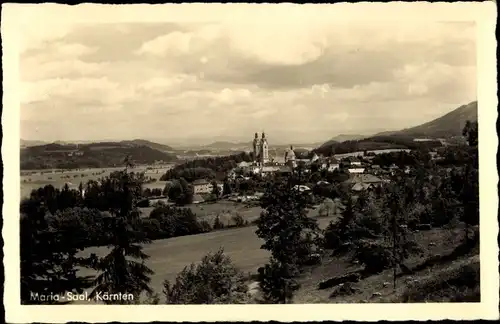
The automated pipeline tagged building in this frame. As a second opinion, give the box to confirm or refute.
[347,168,365,174]
[284,145,297,168]
[293,185,311,192]
[253,132,269,165]
[327,163,340,172]
[345,173,384,191]
[192,179,213,194]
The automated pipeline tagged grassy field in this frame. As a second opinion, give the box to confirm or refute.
[20,165,173,198]
[293,225,479,303]
[75,214,337,304]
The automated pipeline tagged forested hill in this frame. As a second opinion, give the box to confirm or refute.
[314,101,476,156]
[21,141,178,170]
[376,101,478,138]
[120,139,175,152]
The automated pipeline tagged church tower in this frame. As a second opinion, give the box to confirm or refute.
[260,132,269,164]
[252,132,261,164]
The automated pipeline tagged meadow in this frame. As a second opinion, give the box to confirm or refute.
[76,214,337,304]
[20,165,174,198]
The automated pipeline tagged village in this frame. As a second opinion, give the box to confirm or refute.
[148,132,442,208]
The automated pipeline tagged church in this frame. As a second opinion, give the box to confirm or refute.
[251,132,297,168]
[252,132,269,166]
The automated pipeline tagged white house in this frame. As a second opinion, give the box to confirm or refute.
[328,163,340,172]
[348,168,365,174]
[351,161,362,166]
[192,179,213,194]
[293,185,311,192]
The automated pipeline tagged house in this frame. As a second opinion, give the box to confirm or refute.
[351,161,362,166]
[238,161,251,168]
[352,182,373,192]
[347,168,365,174]
[345,173,384,191]
[192,179,213,194]
[328,163,340,172]
[277,166,293,174]
[261,165,280,175]
[293,185,311,192]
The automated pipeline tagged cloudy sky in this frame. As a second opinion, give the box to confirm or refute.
[18,5,477,145]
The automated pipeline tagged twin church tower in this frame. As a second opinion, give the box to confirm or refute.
[252,132,269,165]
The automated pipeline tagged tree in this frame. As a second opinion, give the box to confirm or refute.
[256,179,321,266]
[222,178,232,196]
[462,120,478,147]
[255,178,322,303]
[257,257,299,304]
[20,203,93,304]
[89,169,154,304]
[163,249,249,304]
[211,180,221,199]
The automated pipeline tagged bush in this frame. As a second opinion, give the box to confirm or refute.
[163,249,249,304]
[231,213,245,227]
[401,257,480,302]
[213,215,225,230]
[257,258,300,304]
[353,240,394,274]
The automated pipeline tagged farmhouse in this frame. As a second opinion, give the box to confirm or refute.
[347,168,365,174]
[345,173,385,191]
[192,179,213,194]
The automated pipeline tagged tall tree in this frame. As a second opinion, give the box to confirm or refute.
[89,169,154,304]
[462,120,478,147]
[256,178,321,303]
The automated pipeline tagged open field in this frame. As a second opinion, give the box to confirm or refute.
[20,165,174,198]
[75,215,337,304]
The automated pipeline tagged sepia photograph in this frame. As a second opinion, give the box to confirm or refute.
[2,2,498,322]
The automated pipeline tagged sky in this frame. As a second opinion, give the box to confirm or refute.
[18,5,477,145]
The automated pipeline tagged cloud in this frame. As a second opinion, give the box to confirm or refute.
[18,16,477,143]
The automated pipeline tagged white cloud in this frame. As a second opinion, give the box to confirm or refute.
[18,18,477,143]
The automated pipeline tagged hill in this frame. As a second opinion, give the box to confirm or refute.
[315,101,476,156]
[120,139,175,152]
[20,141,178,170]
[20,139,49,147]
[330,134,369,142]
[376,101,478,138]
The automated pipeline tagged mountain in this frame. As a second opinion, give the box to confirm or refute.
[202,141,252,150]
[376,101,478,138]
[330,134,369,142]
[314,101,477,156]
[20,139,49,147]
[20,141,178,170]
[120,139,175,152]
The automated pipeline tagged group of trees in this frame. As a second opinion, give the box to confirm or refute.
[160,152,252,182]
[314,135,442,157]
[21,170,155,304]
[322,121,479,284]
